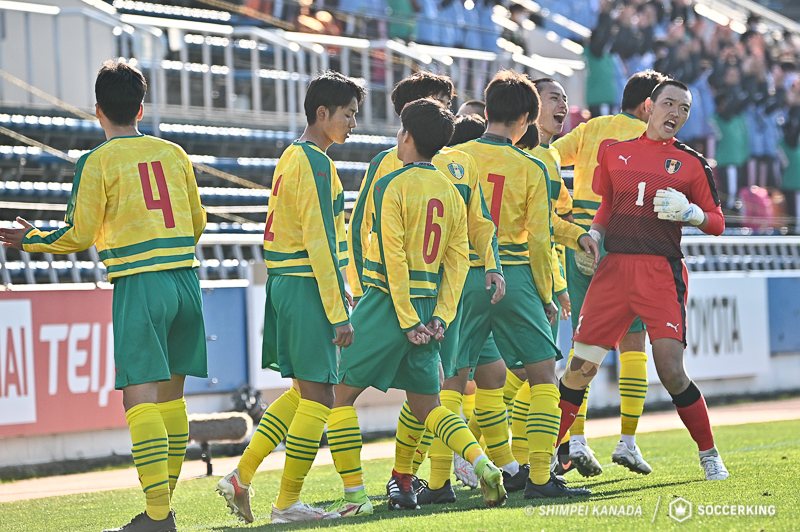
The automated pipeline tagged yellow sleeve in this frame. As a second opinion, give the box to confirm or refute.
[467,177,502,275]
[378,185,421,331]
[555,176,573,217]
[553,123,585,167]
[346,158,382,300]
[433,200,469,329]
[524,168,554,305]
[298,168,350,327]
[552,244,567,295]
[186,160,206,244]
[551,210,588,250]
[23,154,104,254]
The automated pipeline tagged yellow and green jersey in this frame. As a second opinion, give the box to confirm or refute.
[552,112,646,230]
[529,143,571,296]
[365,162,469,331]
[347,146,499,300]
[262,141,349,327]
[457,136,587,304]
[22,135,206,281]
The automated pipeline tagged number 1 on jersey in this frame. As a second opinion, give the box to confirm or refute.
[635,181,646,206]
[138,162,175,228]
[487,173,505,226]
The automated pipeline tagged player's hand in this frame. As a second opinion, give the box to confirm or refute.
[426,319,446,342]
[485,272,505,304]
[653,188,705,225]
[543,301,558,326]
[406,323,433,345]
[0,217,34,250]
[578,233,600,269]
[557,291,571,320]
[345,291,355,308]
[333,323,354,348]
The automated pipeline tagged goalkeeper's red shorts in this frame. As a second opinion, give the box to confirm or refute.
[572,253,688,350]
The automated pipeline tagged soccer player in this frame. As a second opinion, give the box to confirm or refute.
[458,99,486,117]
[345,71,504,505]
[0,60,207,532]
[560,80,729,481]
[456,70,599,499]
[552,70,667,477]
[216,71,365,524]
[327,98,506,515]
[504,78,573,467]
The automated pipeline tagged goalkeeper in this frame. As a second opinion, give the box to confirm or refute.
[555,80,729,482]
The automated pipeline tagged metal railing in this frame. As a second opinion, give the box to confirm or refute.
[3,233,800,287]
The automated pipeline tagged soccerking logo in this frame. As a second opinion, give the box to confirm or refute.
[0,300,37,426]
[665,159,682,174]
[669,497,692,522]
[447,163,465,180]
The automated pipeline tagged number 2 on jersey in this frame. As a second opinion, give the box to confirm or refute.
[635,181,646,206]
[138,162,175,228]
[423,198,444,264]
[487,173,505,226]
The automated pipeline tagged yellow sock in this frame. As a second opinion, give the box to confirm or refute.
[619,351,648,436]
[510,382,530,464]
[393,401,426,475]
[428,390,462,489]
[527,384,560,485]
[467,409,482,441]
[127,403,170,520]
[474,388,515,467]
[412,431,433,475]
[502,369,525,409]
[327,406,364,490]
[461,393,475,420]
[426,406,483,464]
[157,398,188,497]
[276,399,329,509]
[239,387,300,485]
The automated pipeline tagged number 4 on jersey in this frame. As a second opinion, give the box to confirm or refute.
[138,162,175,228]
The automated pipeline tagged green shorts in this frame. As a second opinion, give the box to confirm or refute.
[263,275,339,384]
[460,266,561,368]
[439,298,462,379]
[112,268,207,389]
[339,287,440,395]
[565,246,646,333]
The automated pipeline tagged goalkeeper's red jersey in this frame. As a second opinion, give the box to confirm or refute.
[593,134,724,259]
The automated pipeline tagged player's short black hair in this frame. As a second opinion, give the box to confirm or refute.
[620,69,667,111]
[95,59,147,126]
[515,124,539,150]
[449,114,486,146]
[531,77,557,90]
[459,99,486,115]
[650,79,690,102]
[400,98,455,159]
[484,70,540,126]
[304,70,366,125]
[391,71,454,116]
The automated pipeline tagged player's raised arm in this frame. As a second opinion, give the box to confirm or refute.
[433,200,469,329]
[552,121,585,167]
[298,163,350,327]
[376,183,421,331]
[22,153,105,254]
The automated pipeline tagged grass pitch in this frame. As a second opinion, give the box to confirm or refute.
[2,419,798,532]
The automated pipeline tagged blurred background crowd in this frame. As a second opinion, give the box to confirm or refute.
[235,0,800,229]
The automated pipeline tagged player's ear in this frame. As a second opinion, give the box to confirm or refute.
[316,105,329,123]
[95,103,103,121]
[136,104,144,121]
[644,97,653,114]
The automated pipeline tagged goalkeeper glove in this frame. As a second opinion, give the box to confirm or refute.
[653,187,705,225]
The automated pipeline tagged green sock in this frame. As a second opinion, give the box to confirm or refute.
[344,488,369,503]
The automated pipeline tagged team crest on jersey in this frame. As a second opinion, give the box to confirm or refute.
[665,159,682,174]
[447,163,465,180]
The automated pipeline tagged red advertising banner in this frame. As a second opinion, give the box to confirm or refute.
[0,287,126,438]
